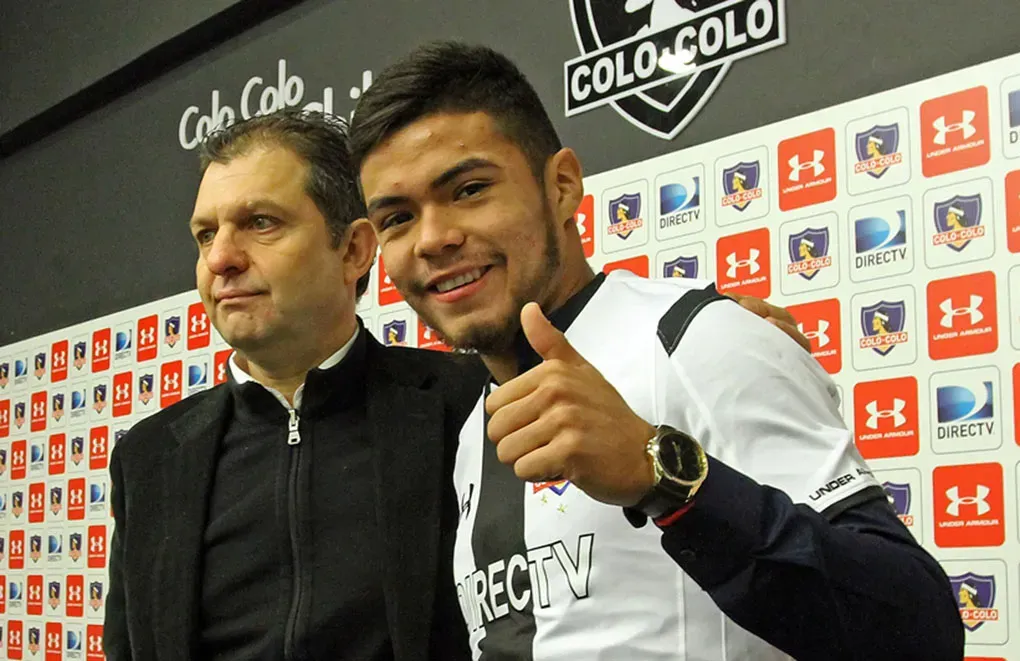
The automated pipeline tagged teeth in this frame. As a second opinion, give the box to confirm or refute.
[436,268,484,293]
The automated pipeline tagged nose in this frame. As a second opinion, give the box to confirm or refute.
[203,226,249,275]
[414,205,465,258]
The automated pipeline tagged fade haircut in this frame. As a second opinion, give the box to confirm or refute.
[198,109,371,297]
[349,41,562,179]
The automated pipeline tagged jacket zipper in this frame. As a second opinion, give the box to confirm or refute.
[283,408,302,660]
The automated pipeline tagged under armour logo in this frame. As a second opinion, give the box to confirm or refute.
[90,537,104,553]
[10,631,21,646]
[798,320,830,348]
[115,384,130,401]
[94,340,108,356]
[70,491,83,505]
[29,584,41,601]
[51,444,63,460]
[932,111,976,145]
[788,150,825,181]
[460,483,474,519]
[163,373,179,391]
[53,352,66,367]
[88,635,102,652]
[92,437,105,455]
[30,493,43,509]
[139,328,156,345]
[32,401,45,417]
[191,315,208,333]
[48,633,60,649]
[14,452,25,466]
[945,485,990,517]
[865,399,906,429]
[11,540,22,554]
[0,410,7,425]
[69,585,82,601]
[725,250,761,278]
[939,295,983,328]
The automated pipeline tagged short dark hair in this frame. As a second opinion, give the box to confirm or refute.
[349,41,562,178]
[198,109,371,297]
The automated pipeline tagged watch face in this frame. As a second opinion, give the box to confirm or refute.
[660,432,705,482]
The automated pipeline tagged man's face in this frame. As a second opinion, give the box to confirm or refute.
[361,112,564,352]
[191,146,352,355]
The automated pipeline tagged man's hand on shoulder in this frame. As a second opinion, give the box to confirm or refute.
[726,293,810,352]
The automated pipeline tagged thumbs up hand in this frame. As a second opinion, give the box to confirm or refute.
[484,302,657,507]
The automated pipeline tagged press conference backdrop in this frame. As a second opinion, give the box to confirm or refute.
[1,44,1019,657]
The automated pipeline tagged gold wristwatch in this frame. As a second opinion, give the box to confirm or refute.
[633,424,709,519]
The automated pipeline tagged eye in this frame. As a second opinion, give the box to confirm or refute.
[195,228,215,245]
[251,215,277,231]
[380,211,414,231]
[455,181,489,200]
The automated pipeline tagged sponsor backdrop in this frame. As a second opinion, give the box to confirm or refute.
[3,3,1020,660]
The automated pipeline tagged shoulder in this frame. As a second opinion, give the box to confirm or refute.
[113,385,228,463]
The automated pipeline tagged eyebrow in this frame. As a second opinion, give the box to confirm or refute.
[189,198,290,228]
[365,157,498,216]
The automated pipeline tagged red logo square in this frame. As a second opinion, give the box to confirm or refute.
[716,228,771,297]
[933,462,1004,547]
[45,621,62,660]
[187,302,211,350]
[576,194,595,258]
[160,361,183,408]
[1006,170,1020,253]
[89,427,109,471]
[49,433,66,475]
[778,128,837,211]
[67,478,86,521]
[112,371,132,418]
[87,525,106,568]
[91,329,111,373]
[30,391,47,433]
[853,377,919,459]
[86,625,104,660]
[417,319,451,352]
[377,255,404,306]
[137,314,159,362]
[66,574,84,617]
[603,255,649,278]
[8,619,23,659]
[920,86,990,177]
[9,529,25,568]
[926,271,998,360]
[26,573,42,615]
[0,572,5,614]
[0,398,9,438]
[213,349,232,385]
[11,439,26,480]
[50,340,68,383]
[787,299,842,374]
[28,482,45,524]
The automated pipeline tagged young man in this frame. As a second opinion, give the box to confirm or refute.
[351,42,963,660]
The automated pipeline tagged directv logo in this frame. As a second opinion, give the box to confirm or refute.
[188,360,209,394]
[115,330,132,353]
[658,177,701,229]
[936,381,994,441]
[854,211,908,268]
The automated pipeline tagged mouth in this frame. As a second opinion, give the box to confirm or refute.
[215,289,264,303]
[427,266,492,303]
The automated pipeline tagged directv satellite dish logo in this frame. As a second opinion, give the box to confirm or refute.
[658,176,701,231]
[936,380,995,443]
[90,483,106,506]
[188,361,209,394]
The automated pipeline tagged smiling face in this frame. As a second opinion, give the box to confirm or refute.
[190,145,365,360]
[361,112,585,352]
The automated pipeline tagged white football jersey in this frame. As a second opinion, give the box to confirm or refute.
[452,271,878,660]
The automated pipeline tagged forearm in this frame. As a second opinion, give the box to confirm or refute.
[658,457,963,660]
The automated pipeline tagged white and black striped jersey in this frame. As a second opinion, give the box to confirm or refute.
[451,271,879,661]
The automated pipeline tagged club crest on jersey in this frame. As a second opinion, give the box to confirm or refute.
[164,316,181,347]
[950,572,998,631]
[663,255,699,279]
[721,161,762,211]
[532,479,571,496]
[859,301,908,355]
[607,193,644,239]
[383,320,408,346]
[854,124,902,178]
[787,227,832,279]
[882,481,913,526]
[933,194,984,252]
[565,0,786,139]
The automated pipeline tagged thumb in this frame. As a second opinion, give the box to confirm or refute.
[520,302,584,364]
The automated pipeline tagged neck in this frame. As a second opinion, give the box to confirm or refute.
[234,320,357,404]
[481,261,595,385]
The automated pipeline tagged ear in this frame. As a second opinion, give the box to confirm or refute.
[341,218,379,287]
[545,147,584,229]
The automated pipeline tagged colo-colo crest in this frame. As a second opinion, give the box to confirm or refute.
[566,0,787,139]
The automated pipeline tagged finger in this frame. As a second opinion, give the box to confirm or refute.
[729,293,771,320]
[511,444,567,484]
[769,318,811,352]
[493,413,562,466]
[764,301,797,326]
[485,360,561,415]
[487,386,547,443]
[520,302,585,365]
